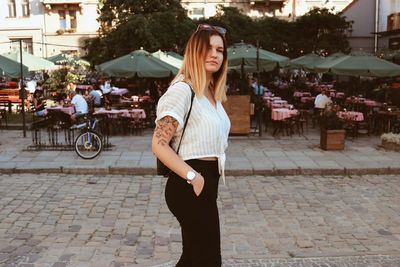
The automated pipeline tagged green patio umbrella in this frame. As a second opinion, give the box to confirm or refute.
[0,54,29,78]
[2,51,55,71]
[47,53,90,67]
[228,42,290,72]
[97,49,179,78]
[290,53,325,71]
[314,52,400,77]
[152,50,183,69]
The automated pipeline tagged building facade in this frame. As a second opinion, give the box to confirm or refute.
[182,0,353,20]
[341,0,400,53]
[0,0,100,58]
[340,0,377,53]
[181,0,286,19]
[377,0,400,51]
[277,0,353,20]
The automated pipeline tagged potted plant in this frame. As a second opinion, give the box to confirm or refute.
[380,133,400,151]
[56,29,65,35]
[319,107,345,150]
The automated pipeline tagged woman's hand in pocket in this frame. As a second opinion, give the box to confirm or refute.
[191,173,204,197]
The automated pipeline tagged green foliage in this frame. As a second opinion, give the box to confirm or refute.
[86,0,194,65]
[319,108,344,130]
[86,4,351,64]
[291,7,351,57]
[42,67,84,97]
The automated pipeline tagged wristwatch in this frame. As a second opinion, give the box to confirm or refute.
[186,170,197,184]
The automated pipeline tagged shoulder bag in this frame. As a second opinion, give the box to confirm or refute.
[156,83,195,177]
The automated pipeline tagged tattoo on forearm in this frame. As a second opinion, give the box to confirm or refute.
[154,116,178,146]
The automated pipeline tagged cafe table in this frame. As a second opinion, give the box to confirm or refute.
[300,96,315,103]
[111,88,129,96]
[337,111,364,121]
[46,105,75,115]
[271,100,289,109]
[94,108,146,119]
[293,91,311,97]
[271,108,298,121]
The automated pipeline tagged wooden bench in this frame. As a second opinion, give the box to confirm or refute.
[0,89,28,113]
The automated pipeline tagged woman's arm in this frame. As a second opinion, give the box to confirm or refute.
[152,116,204,195]
[33,98,43,109]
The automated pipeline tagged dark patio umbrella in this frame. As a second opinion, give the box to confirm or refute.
[0,54,29,78]
[314,52,400,77]
[97,49,179,78]
[228,42,289,72]
[290,53,325,72]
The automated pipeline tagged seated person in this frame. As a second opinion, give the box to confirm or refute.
[100,79,112,106]
[314,90,332,113]
[69,90,88,122]
[32,89,47,117]
[89,88,102,107]
[252,77,265,96]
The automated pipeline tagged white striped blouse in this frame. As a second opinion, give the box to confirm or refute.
[155,81,231,184]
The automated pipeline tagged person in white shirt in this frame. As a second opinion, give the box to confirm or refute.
[69,90,88,122]
[314,90,332,110]
[152,24,230,267]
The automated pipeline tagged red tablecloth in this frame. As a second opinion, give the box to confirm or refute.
[46,105,75,115]
[271,108,298,120]
[94,108,146,119]
[300,96,315,103]
[294,91,311,97]
[337,111,364,121]
[111,88,129,96]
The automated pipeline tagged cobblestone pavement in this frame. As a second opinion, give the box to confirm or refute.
[0,173,399,267]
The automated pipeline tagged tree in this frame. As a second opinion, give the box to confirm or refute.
[291,7,351,57]
[204,6,258,46]
[85,0,195,65]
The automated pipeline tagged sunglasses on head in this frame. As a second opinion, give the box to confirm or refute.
[196,24,226,37]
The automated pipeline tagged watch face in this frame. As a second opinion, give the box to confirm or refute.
[187,171,196,180]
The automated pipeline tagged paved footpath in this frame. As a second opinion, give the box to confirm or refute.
[0,173,399,266]
[0,129,400,176]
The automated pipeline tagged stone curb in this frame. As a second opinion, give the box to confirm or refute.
[1,167,400,176]
[289,250,400,258]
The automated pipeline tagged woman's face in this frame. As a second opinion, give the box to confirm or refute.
[204,35,224,75]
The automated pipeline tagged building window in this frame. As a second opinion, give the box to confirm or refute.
[8,0,16,18]
[389,37,400,50]
[387,13,400,31]
[192,7,204,17]
[70,10,77,29]
[59,10,67,29]
[21,0,30,17]
[10,38,33,54]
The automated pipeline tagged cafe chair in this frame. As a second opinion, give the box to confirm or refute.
[0,109,7,129]
[393,114,400,134]
[343,116,357,139]
[127,111,144,135]
[356,115,371,137]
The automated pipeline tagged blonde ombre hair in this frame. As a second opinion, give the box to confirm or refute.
[172,27,228,102]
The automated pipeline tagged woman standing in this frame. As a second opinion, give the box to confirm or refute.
[152,24,230,267]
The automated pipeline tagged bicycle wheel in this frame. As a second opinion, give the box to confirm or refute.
[75,131,102,159]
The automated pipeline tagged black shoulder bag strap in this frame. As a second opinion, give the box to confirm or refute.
[175,83,195,155]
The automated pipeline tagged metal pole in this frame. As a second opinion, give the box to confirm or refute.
[19,39,26,137]
[256,39,262,136]
[374,0,379,53]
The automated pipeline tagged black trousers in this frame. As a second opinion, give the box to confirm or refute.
[165,159,221,267]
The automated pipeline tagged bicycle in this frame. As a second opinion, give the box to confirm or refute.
[71,114,102,159]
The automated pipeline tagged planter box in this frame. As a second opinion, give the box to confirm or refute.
[381,140,400,152]
[223,95,251,135]
[320,129,345,150]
